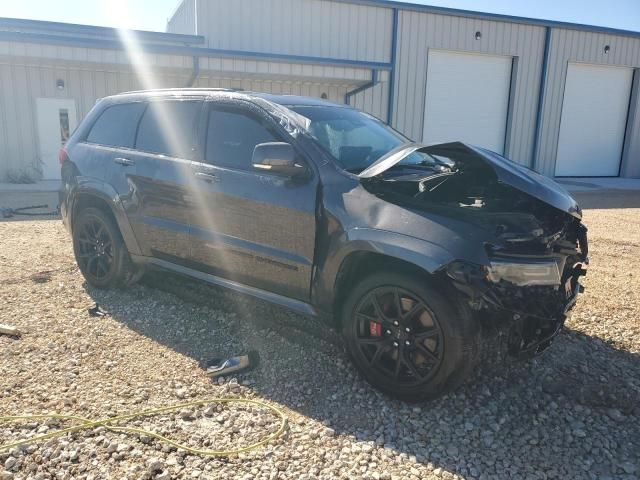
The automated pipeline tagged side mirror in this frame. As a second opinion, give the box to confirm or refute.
[252,142,305,177]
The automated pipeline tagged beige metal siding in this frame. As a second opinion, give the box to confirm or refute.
[0,57,190,179]
[536,29,640,176]
[392,10,546,167]
[195,0,392,63]
[194,74,350,104]
[347,70,390,121]
[166,0,197,35]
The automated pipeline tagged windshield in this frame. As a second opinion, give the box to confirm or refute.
[288,105,434,173]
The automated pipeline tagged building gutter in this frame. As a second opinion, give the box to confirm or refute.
[531,26,551,172]
[0,30,393,71]
[344,70,379,105]
[185,55,200,87]
[386,7,398,125]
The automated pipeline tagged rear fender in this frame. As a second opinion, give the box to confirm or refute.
[69,178,142,256]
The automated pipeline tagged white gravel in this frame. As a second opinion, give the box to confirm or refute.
[1,204,639,480]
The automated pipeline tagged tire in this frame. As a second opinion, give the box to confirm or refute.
[341,271,479,402]
[72,207,139,289]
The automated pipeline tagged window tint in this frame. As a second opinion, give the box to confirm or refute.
[86,103,146,148]
[206,108,280,170]
[135,100,202,158]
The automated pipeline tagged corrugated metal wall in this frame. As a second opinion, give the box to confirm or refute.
[348,71,390,122]
[0,57,191,178]
[535,28,640,176]
[195,0,392,63]
[392,10,547,167]
[166,0,197,35]
[194,74,350,104]
[0,37,375,179]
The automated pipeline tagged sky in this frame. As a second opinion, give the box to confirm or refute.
[0,0,638,33]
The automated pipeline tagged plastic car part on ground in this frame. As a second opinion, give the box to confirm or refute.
[201,351,259,378]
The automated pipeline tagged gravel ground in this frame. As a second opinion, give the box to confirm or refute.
[1,200,639,480]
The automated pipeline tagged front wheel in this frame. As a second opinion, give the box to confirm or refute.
[342,272,479,402]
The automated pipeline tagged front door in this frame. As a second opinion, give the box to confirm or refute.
[189,101,318,301]
[36,98,78,179]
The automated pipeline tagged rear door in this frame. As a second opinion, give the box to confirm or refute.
[83,100,146,221]
[127,98,204,261]
[188,100,318,301]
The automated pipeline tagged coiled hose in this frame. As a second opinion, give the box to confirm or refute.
[0,398,287,457]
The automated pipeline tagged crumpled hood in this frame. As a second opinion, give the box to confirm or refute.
[359,142,582,219]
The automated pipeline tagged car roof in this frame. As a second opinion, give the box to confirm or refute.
[104,88,348,109]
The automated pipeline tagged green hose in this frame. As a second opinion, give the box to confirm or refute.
[0,398,287,457]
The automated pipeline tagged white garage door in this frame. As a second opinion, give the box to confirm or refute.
[555,63,633,177]
[422,50,513,154]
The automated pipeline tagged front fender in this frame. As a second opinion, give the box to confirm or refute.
[68,177,142,256]
[313,227,456,313]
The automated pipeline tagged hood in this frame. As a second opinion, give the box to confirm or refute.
[359,142,581,219]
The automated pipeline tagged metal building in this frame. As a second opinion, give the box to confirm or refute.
[0,0,639,181]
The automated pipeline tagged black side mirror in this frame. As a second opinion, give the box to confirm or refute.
[252,142,305,177]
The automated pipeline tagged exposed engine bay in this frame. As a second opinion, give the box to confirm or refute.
[360,142,589,357]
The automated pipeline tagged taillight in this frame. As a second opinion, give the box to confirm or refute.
[59,147,69,165]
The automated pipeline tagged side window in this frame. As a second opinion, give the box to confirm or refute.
[205,107,281,170]
[86,103,146,148]
[135,100,202,159]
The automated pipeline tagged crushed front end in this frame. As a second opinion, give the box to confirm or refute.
[360,141,589,359]
[446,218,588,358]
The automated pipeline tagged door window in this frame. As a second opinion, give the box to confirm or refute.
[205,107,280,170]
[135,100,202,159]
[86,102,146,148]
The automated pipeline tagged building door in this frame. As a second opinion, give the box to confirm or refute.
[555,63,633,177]
[422,50,513,154]
[36,98,78,180]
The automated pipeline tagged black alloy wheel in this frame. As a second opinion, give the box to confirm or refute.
[76,215,115,282]
[72,207,139,289]
[353,286,444,386]
[342,271,479,401]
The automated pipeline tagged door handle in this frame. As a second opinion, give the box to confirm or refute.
[194,172,217,183]
[114,157,135,166]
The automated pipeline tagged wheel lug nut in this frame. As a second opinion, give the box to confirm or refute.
[392,341,399,348]
[385,330,392,335]
[405,340,411,346]
[405,327,411,333]
[393,321,399,326]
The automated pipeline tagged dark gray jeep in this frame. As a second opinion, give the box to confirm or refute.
[60,89,588,401]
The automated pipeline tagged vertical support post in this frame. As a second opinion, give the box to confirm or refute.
[386,8,399,125]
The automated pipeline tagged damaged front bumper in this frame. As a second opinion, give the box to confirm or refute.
[447,243,588,359]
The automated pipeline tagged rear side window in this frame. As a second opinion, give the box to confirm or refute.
[206,108,280,170]
[135,100,202,159]
[86,103,146,148]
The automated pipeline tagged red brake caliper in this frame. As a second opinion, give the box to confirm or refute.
[369,321,382,337]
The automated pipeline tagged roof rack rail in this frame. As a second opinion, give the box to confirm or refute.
[119,87,245,95]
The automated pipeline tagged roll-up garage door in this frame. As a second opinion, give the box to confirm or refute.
[555,63,633,177]
[422,50,513,154]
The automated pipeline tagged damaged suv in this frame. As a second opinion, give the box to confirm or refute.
[60,90,588,401]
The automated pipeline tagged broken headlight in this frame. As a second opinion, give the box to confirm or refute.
[487,259,561,287]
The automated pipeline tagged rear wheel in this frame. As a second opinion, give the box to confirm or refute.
[342,271,478,402]
[72,207,138,288]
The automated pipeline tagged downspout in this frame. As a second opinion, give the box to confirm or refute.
[185,55,200,87]
[344,69,379,105]
[531,26,551,172]
[386,7,399,125]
